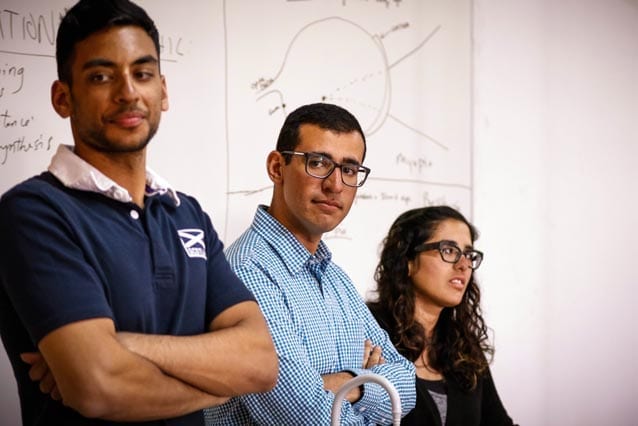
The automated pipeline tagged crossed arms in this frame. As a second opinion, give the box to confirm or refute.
[1,189,278,421]
[221,262,416,425]
[24,300,277,421]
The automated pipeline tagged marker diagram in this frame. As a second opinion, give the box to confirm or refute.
[222,0,471,291]
[253,17,446,149]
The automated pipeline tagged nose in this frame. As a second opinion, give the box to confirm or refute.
[454,254,471,270]
[115,74,139,104]
[322,167,345,192]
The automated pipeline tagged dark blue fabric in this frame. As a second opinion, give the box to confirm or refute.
[0,172,254,426]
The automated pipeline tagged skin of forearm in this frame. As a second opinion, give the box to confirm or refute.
[117,317,277,396]
[318,340,383,404]
[322,371,361,403]
[75,358,229,421]
[35,319,230,421]
[38,342,228,420]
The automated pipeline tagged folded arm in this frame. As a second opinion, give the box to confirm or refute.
[322,339,385,403]
[230,271,388,424]
[117,300,278,397]
[341,309,417,424]
[35,317,228,421]
[240,339,398,425]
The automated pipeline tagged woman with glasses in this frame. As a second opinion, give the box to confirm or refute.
[368,205,517,426]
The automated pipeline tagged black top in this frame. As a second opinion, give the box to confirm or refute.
[402,367,516,426]
[369,305,518,426]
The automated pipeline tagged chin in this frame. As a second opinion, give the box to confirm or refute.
[312,215,341,234]
[107,137,151,153]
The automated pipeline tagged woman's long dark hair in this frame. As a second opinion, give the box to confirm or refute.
[369,205,493,391]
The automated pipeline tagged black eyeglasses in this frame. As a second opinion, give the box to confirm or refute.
[280,151,371,188]
[413,240,484,270]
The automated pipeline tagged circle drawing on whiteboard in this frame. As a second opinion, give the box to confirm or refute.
[254,17,390,136]
[252,16,444,149]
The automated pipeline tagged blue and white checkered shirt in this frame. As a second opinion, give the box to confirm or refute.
[204,205,416,425]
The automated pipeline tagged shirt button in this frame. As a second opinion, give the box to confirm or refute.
[130,210,140,220]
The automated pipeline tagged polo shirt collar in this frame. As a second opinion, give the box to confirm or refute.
[253,205,332,276]
[48,144,180,206]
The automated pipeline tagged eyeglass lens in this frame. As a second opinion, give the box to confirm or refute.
[305,153,366,187]
[440,243,482,269]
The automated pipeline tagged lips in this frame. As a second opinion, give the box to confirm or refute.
[314,198,342,210]
[108,110,146,128]
[449,277,466,290]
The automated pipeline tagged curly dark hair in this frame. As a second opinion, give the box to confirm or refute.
[368,205,493,392]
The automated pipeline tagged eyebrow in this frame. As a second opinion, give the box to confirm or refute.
[312,151,362,166]
[441,240,474,250]
[82,55,159,70]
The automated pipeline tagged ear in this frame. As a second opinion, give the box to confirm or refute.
[407,258,414,277]
[266,150,284,184]
[51,80,71,118]
[160,75,169,111]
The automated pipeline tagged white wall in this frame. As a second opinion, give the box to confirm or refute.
[2,1,637,425]
[474,0,638,425]
[473,1,546,424]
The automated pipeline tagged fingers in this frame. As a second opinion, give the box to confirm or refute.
[39,370,57,394]
[362,340,385,369]
[26,356,49,382]
[366,344,384,368]
[50,385,62,401]
[21,352,61,400]
[20,352,42,365]
[362,339,373,366]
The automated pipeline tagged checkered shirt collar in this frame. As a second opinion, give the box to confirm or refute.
[252,204,332,276]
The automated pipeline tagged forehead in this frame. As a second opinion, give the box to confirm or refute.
[71,25,158,68]
[297,123,365,162]
[430,219,472,245]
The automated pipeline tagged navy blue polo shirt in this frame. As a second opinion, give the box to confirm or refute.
[0,147,255,425]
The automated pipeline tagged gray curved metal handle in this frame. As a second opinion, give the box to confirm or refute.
[330,373,402,426]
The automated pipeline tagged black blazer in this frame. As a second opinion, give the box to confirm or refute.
[401,367,516,426]
[368,304,517,426]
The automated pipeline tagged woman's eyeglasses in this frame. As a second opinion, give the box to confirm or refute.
[413,240,483,270]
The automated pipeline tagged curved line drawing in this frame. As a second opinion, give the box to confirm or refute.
[388,24,441,69]
[253,16,445,145]
[258,16,392,135]
[227,186,273,196]
[387,114,447,151]
[221,1,472,240]
[368,176,471,190]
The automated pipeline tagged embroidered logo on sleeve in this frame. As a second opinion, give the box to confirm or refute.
[178,229,207,259]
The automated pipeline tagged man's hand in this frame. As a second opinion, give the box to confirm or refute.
[322,339,386,404]
[30,318,229,420]
[21,352,61,401]
[112,301,277,397]
[323,371,360,402]
[362,339,385,369]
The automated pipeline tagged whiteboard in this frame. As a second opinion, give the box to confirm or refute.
[0,0,472,296]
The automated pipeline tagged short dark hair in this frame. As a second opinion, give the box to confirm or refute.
[56,0,160,84]
[276,103,367,162]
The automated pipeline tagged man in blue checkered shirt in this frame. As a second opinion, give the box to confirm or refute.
[205,103,416,425]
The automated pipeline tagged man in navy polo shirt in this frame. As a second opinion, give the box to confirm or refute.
[0,0,277,424]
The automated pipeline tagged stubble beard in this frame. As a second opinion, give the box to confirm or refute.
[78,124,158,154]
[73,112,160,154]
